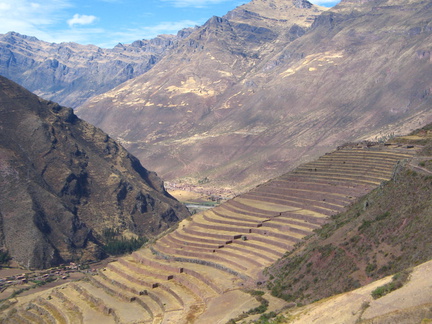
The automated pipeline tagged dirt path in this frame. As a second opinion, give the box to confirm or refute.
[407,156,432,175]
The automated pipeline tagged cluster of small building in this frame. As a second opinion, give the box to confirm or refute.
[165,181,236,201]
[0,262,97,289]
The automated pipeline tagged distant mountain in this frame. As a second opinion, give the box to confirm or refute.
[0,30,193,108]
[76,0,432,193]
[0,76,190,269]
[76,0,326,191]
[2,0,432,195]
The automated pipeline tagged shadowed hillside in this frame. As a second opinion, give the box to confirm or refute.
[0,76,190,269]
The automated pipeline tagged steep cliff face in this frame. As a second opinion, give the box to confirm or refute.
[0,30,193,108]
[76,0,432,192]
[0,76,190,269]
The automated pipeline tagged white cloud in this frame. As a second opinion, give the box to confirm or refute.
[0,3,12,10]
[0,0,72,40]
[67,14,98,27]
[160,0,231,8]
[0,0,106,45]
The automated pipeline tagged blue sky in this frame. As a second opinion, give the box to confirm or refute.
[0,0,340,48]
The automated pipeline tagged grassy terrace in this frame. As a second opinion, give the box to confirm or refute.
[289,172,388,186]
[294,164,394,177]
[297,159,397,170]
[241,192,345,213]
[273,178,376,200]
[0,143,418,323]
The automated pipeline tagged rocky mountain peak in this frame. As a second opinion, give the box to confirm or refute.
[4,31,39,42]
[0,30,186,108]
[293,0,313,9]
[225,0,324,31]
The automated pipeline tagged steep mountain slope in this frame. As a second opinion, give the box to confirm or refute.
[266,124,432,306]
[0,30,193,107]
[282,259,432,324]
[0,76,190,269]
[77,0,432,193]
[76,0,326,190]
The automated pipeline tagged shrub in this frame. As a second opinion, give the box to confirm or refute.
[365,263,377,275]
[245,290,269,315]
[0,250,11,265]
[371,269,411,299]
[358,219,373,232]
[102,227,119,241]
[376,211,390,221]
[103,236,147,255]
[102,227,147,256]
[247,302,268,315]
[255,312,279,323]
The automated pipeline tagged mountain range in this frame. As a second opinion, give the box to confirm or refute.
[75,0,432,193]
[3,0,432,194]
[0,29,193,108]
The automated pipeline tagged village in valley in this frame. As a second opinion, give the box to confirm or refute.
[0,260,109,302]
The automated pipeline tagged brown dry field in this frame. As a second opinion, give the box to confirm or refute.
[168,189,210,203]
[195,290,259,324]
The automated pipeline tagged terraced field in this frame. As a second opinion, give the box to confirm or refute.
[0,143,417,323]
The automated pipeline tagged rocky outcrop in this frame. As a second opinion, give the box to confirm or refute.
[0,30,194,108]
[0,76,190,269]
